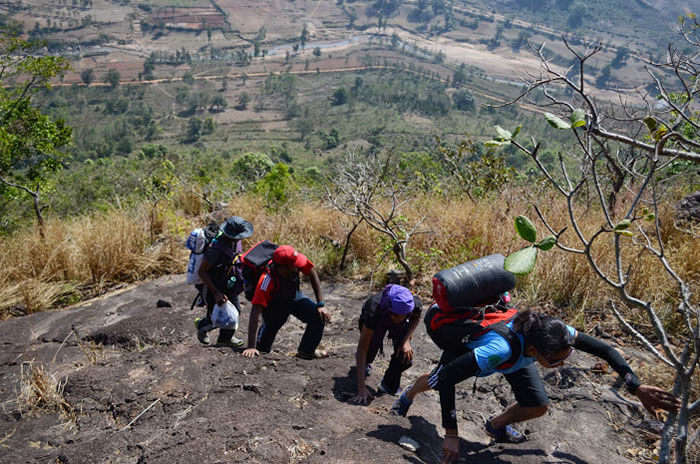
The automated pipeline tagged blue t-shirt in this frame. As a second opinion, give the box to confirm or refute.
[465,322,577,376]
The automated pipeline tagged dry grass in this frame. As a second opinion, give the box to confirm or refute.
[0,204,187,317]
[17,362,75,426]
[1,187,697,329]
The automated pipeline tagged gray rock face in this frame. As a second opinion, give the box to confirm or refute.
[678,191,700,223]
[0,275,651,463]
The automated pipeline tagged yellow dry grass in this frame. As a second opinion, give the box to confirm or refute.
[0,204,187,317]
[17,362,75,426]
[1,188,697,329]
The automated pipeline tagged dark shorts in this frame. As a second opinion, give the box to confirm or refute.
[430,354,549,408]
[503,363,549,408]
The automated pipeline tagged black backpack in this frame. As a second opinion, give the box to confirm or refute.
[239,240,278,301]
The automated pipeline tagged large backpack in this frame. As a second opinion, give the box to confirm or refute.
[425,254,521,368]
[185,223,220,285]
[239,240,278,301]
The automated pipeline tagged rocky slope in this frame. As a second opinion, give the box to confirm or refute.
[0,275,660,463]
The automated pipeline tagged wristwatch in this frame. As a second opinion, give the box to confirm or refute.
[316,301,325,308]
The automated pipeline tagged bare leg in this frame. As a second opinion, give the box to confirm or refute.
[404,373,431,401]
[489,403,547,429]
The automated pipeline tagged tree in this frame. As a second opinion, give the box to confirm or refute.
[313,46,321,57]
[488,28,700,463]
[326,149,428,280]
[80,68,95,85]
[0,33,71,237]
[183,117,202,143]
[209,95,227,113]
[201,117,215,135]
[104,68,120,89]
[236,92,250,110]
[231,152,274,188]
[331,87,348,106]
[452,63,467,88]
[183,70,195,85]
[452,89,475,111]
[254,162,296,209]
[300,24,309,49]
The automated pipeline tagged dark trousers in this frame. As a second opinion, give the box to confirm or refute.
[366,322,413,395]
[257,293,324,355]
[196,284,239,343]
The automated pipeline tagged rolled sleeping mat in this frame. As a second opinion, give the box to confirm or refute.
[432,254,515,311]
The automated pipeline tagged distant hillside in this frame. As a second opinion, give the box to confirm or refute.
[461,0,695,45]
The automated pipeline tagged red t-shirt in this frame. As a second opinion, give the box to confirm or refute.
[251,258,314,308]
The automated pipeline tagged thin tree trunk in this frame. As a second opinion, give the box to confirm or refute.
[392,241,412,283]
[32,189,45,239]
[340,218,363,271]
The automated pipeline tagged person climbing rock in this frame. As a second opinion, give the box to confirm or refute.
[351,284,423,404]
[242,245,330,359]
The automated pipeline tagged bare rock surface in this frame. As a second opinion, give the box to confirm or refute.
[0,275,654,463]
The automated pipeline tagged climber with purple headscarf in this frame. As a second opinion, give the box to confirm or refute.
[351,284,423,405]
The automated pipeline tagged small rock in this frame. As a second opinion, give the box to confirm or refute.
[156,299,172,308]
[677,191,700,223]
[398,436,420,452]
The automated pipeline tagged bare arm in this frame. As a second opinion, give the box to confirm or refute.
[198,258,225,304]
[308,268,323,302]
[242,304,263,357]
[308,268,330,323]
[351,327,374,404]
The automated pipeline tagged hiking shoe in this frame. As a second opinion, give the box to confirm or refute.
[377,381,397,396]
[390,391,412,417]
[194,318,210,345]
[215,336,245,349]
[484,419,526,443]
[296,349,329,360]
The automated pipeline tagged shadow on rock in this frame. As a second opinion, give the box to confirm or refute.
[366,416,482,463]
[332,366,378,404]
[365,416,582,464]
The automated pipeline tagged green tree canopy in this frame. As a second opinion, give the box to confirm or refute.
[0,33,72,236]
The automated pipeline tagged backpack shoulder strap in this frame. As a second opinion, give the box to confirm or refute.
[486,322,522,370]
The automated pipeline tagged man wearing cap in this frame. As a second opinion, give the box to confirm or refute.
[242,245,330,359]
[196,216,254,347]
[351,284,423,404]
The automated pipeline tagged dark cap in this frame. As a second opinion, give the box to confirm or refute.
[220,216,254,240]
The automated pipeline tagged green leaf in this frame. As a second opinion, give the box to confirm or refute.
[645,213,656,221]
[643,116,658,133]
[536,235,556,251]
[505,246,538,275]
[614,219,632,231]
[570,109,586,128]
[615,230,634,237]
[515,215,537,243]
[544,112,571,130]
[511,125,521,139]
[495,125,512,141]
[653,126,668,141]
[484,140,508,147]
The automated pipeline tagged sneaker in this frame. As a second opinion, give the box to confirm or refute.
[296,349,329,360]
[484,418,526,443]
[377,381,397,396]
[215,336,245,349]
[390,391,412,417]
